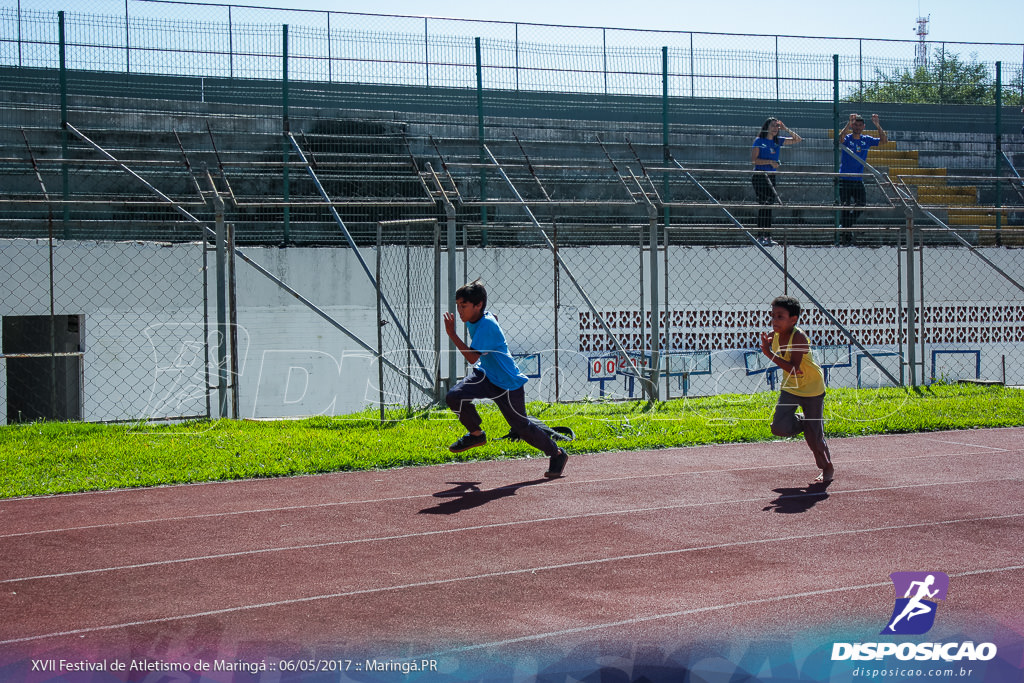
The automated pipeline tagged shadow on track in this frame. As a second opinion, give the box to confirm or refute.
[419,479,551,515]
[762,481,832,514]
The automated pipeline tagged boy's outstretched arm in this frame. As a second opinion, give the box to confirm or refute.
[444,312,481,365]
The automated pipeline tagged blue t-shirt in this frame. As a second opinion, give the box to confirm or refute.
[466,311,529,391]
[752,136,788,172]
[839,134,881,177]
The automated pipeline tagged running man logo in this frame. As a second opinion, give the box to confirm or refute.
[881,572,950,635]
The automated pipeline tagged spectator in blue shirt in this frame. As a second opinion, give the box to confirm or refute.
[837,113,888,244]
[751,117,802,243]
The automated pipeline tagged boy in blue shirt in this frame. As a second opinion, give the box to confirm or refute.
[837,113,888,241]
[443,280,568,478]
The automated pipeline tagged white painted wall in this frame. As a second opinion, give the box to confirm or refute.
[1,239,205,424]
[2,239,1021,423]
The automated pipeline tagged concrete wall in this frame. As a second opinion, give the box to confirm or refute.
[228,244,1024,417]
[0,239,206,423]
[2,239,1021,423]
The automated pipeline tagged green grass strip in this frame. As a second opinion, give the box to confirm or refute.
[1,384,1022,499]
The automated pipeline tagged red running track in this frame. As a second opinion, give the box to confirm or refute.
[0,427,1022,681]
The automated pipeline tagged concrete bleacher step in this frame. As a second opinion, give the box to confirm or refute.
[886,166,948,179]
[948,208,1012,224]
[867,149,918,163]
[976,222,1024,247]
[856,137,1014,235]
[916,186,978,205]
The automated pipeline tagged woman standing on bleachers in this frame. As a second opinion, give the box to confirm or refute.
[751,117,802,244]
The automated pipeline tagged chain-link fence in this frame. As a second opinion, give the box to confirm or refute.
[2,1,1023,422]
[4,2,1022,247]
[445,223,1024,406]
[0,234,209,423]
[375,219,441,417]
[4,2,1023,103]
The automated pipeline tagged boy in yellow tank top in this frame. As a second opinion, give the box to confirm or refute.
[759,295,834,483]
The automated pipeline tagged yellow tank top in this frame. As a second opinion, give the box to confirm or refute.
[771,326,826,397]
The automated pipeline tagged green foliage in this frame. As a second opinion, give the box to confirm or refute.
[850,48,1022,106]
[1,385,1022,499]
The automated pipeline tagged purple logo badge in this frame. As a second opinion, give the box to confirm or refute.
[881,572,949,635]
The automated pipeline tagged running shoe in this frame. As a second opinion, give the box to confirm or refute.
[449,432,487,453]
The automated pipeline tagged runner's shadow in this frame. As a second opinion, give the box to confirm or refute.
[419,479,550,515]
[762,481,832,514]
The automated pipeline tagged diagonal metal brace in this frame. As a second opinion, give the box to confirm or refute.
[66,122,435,400]
[848,147,1024,296]
[483,144,656,400]
[669,153,904,388]
[286,132,435,385]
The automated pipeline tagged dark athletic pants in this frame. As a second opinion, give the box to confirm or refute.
[770,390,832,470]
[752,172,778,231]
[839,178,866,229]
[446,368,559,458]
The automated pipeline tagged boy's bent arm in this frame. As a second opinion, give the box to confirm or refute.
[760,331,804,375]
[451,335,481,365]
[779,330,810,374]
[872,114,888,144]
[444,312,481,365]
[766,349,801,375]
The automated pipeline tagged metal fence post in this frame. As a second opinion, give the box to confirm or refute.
[553,220,560,402]
[774,35,780,101]
[123,0,130,73]
[602,28,607,95]
[832,54,841,236]
[209,174,229,418]
[476,37,488,242]
[995,61,1003,242]
[897,224,904,385]
[16,0,22,66]
[59,11,70,239]
[228,5,234,78]
[663,223,671,400]
[939,43,946,104]
[649,206,660,402]
[514,23,520,92]
[689,33,695,97]
[228,222,239,419]
[405,224,413,415]
[858,39,863,96]
[662,46,670,242]
[445,203,457,394]
[282,24,290,244]
[639,223,645,379]
[376,221,385,421]
[905,214,917,387]
[433,220,442,404]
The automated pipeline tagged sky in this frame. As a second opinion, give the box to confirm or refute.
[206,0,1024,45]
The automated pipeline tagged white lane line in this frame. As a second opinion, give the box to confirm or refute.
[919,435,1020,452]
[3,476,1022,584]
[2,516,1022,646]
[426,564,1024,657]
[3,447,1020,539]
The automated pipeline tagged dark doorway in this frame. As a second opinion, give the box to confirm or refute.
[3,315,84,422]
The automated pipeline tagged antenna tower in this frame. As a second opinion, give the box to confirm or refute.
[915,14,930,69]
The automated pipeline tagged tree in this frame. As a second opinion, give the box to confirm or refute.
[850,47,1020,106]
